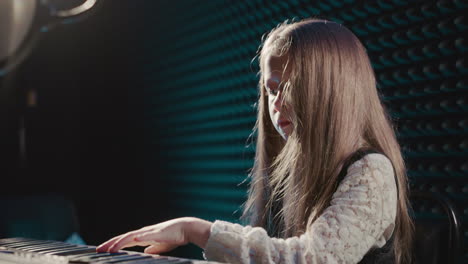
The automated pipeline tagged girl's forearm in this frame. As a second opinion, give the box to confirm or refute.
[186,217,212,249]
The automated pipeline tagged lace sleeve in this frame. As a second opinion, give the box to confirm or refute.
[203,153,398,264]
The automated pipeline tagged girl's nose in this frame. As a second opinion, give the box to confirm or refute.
[273,89,285,112]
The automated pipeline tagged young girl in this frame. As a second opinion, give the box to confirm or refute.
[96,18,414,263]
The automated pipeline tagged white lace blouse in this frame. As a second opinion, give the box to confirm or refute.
[203,153,398,264]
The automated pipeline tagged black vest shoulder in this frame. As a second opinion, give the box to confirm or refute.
[337,148,396,264]
[267,148,397,263]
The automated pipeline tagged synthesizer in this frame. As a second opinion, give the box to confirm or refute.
[0,237,220,264]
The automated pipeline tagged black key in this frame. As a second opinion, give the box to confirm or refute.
[84,252,127,260]
[29,244,78,252]
[7,241,62,249]
[44,247,95,256]
[66,251,111,260]
[113,258,172,264]
[91,253,144,262]
[153,259,192,264]
[116,260,156,264]
[14,242,71,251]
[94,254,153,263]
[138,258,191,264]
[145,256,171,262]
[69,252,127,262]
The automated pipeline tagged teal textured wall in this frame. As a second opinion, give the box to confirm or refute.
[140,0,468,260]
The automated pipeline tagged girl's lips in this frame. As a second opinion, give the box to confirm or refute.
[279,121,291,127]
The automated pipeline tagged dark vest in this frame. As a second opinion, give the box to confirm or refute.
[266,148,396,263]
[338,149,396,264]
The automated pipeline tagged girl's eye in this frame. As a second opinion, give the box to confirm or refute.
[267,87,278,96]
[265,78,282,96]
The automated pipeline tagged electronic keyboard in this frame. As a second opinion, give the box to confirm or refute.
[0,237,219,264]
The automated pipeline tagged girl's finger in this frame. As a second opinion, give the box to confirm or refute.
[144,243,178,254]
[96,234,125,252]
[107,231,143,252]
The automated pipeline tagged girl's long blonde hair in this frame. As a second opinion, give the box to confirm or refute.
[242,18,413,263]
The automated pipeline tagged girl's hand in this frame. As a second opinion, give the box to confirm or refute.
[95,217,212,254]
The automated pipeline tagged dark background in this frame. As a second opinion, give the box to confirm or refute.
[0,0,160,248]
[1,0,214,258]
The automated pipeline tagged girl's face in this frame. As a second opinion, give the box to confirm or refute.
[263,54,293,140]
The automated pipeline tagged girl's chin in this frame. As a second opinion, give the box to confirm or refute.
[278,130,290,140]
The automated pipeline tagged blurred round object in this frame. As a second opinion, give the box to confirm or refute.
[0,0,36,63]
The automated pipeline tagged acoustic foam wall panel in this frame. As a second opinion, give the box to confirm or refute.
[141,0,467,260]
